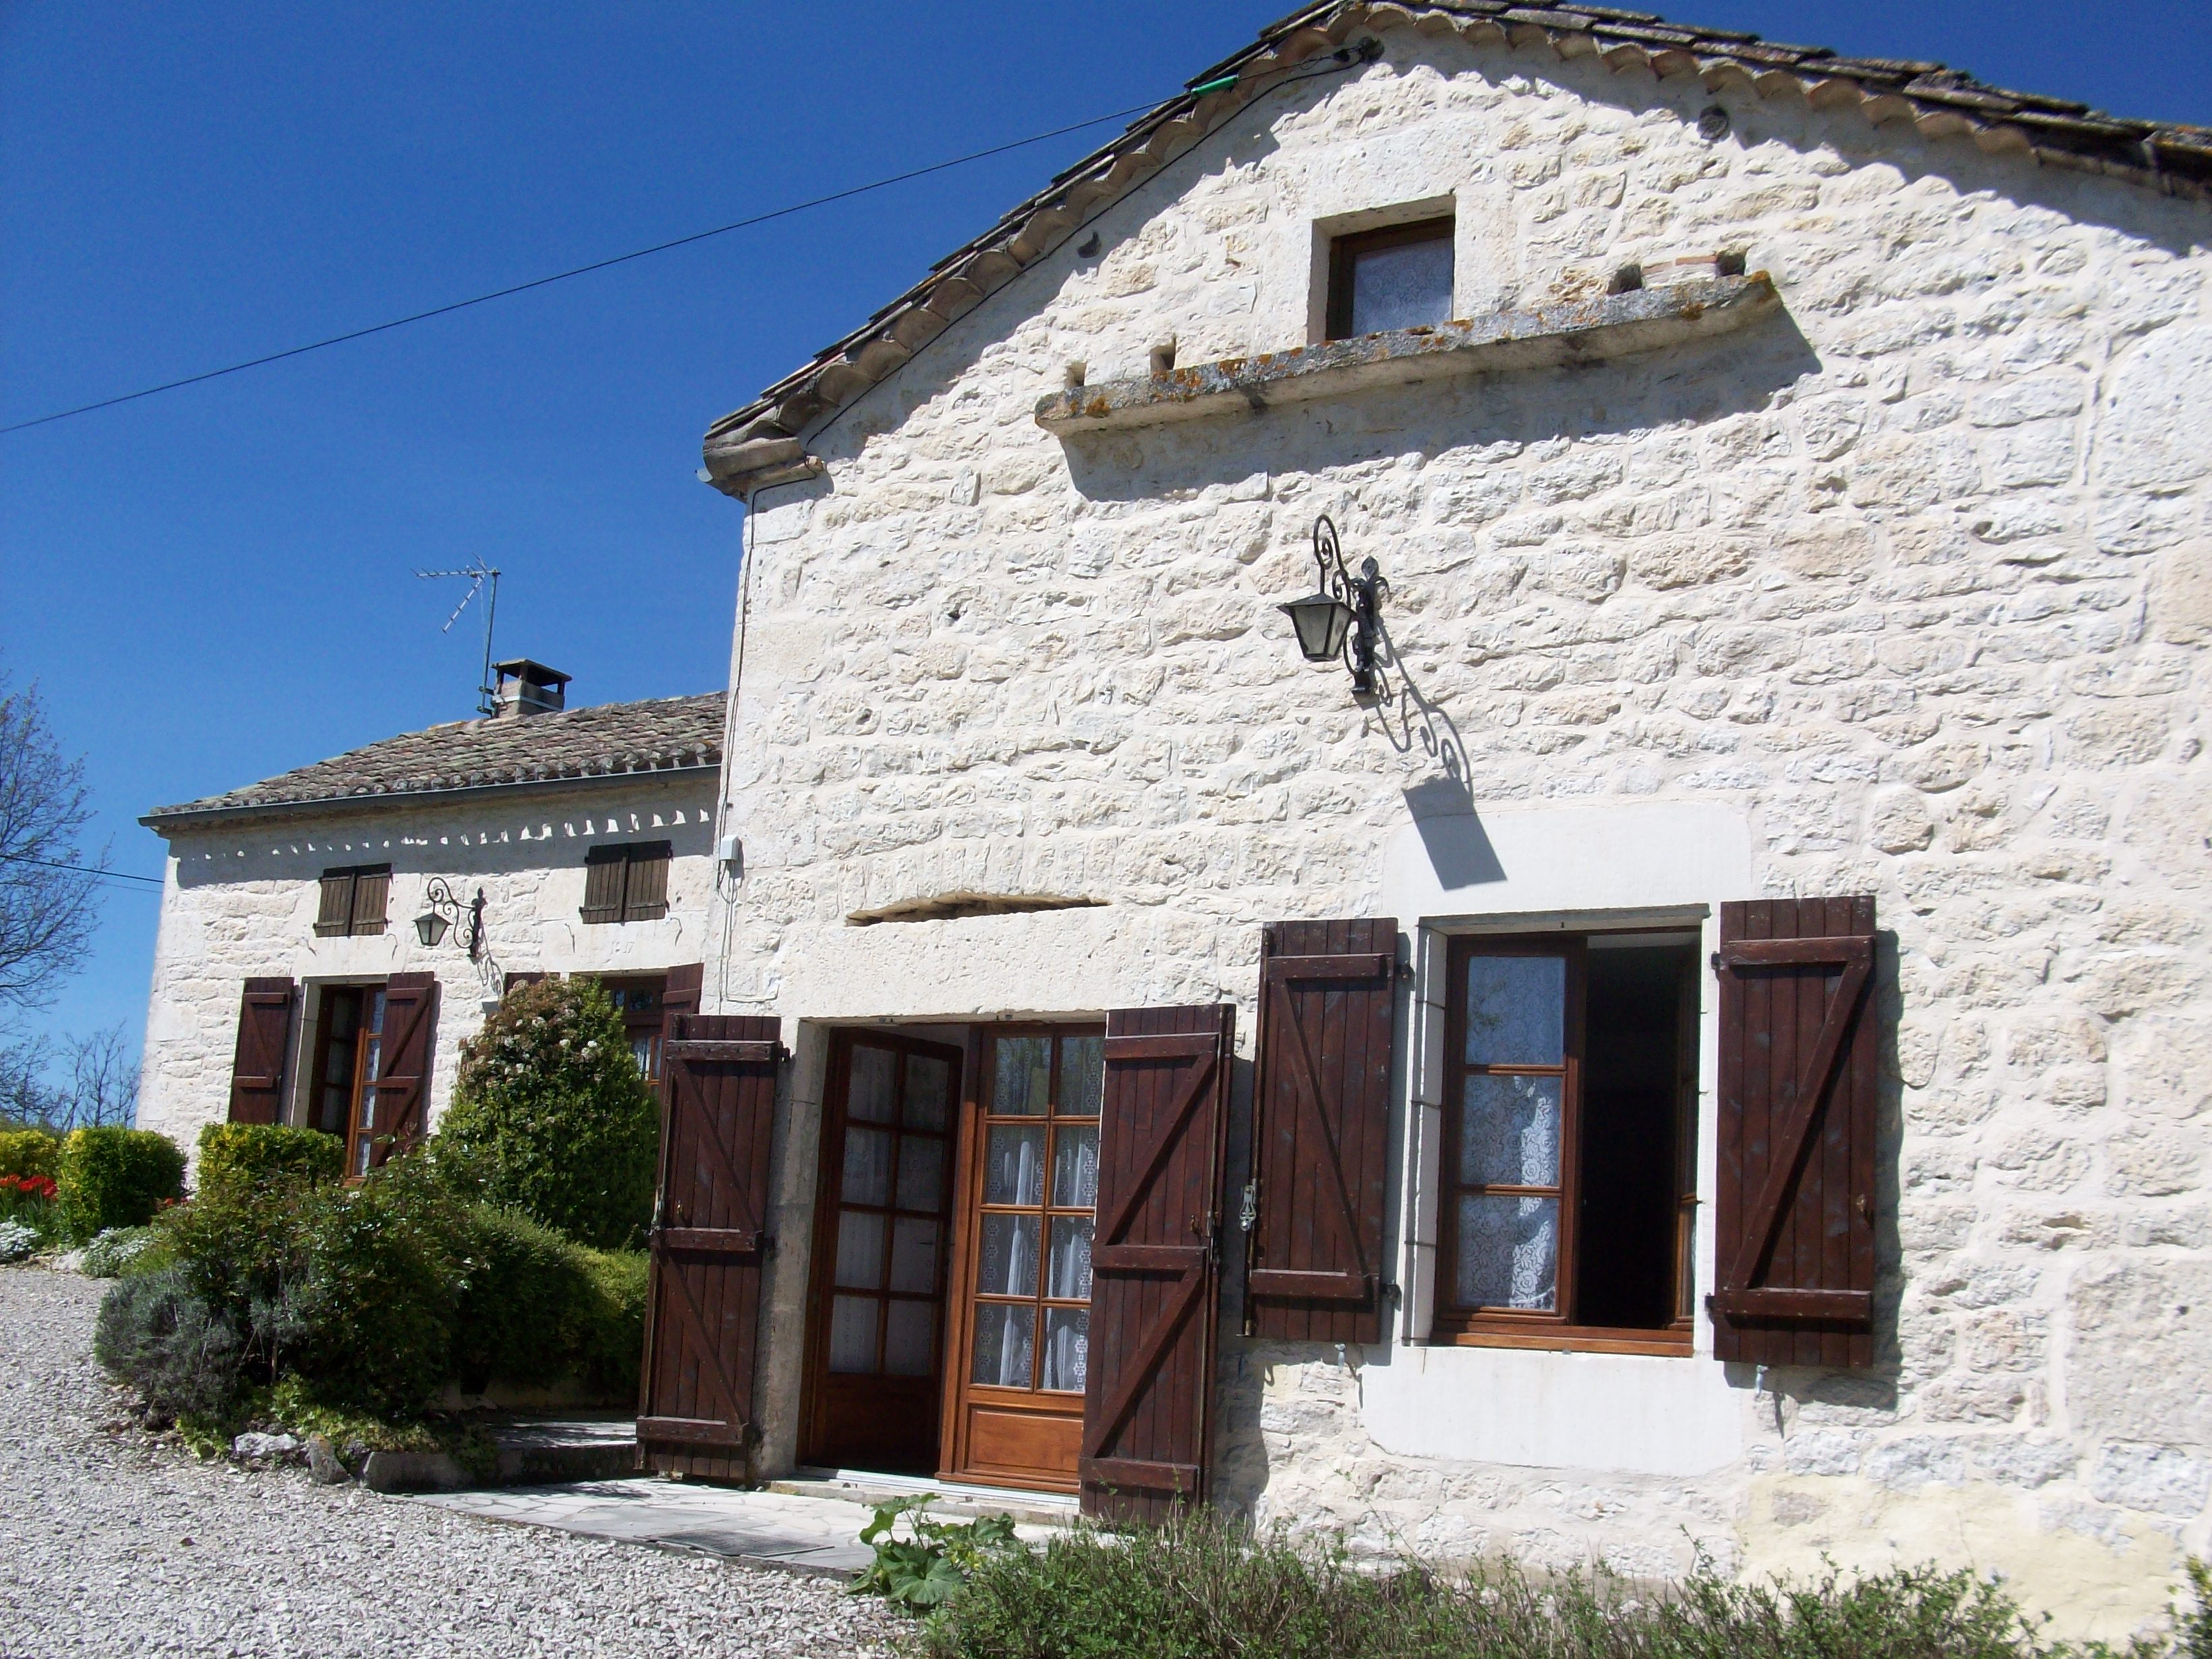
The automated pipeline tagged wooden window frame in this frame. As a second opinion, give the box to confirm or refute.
[1434,932,1695,1358]
[948,1024,1105,1403]
[1325,215,1455,342]
[314,865,390,938]
[580,842,673,926]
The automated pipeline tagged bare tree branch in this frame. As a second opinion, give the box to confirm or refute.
[0,670,103,1013]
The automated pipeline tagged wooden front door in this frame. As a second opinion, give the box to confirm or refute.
[941,1026,1104,1492]
[801,1030,962,1473]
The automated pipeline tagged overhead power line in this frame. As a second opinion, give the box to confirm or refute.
[2,85,1247,438]
[0,852,164,889]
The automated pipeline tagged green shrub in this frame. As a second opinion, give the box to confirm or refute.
[289,1159,463,1419]
[93,1267,248,1426]
[0,1126,60,1180]
[574,1245,647,1400]
[921,1509,2103,1659]
[451,1202,593,1392]
[194,1123,341,1202]
[431,982,654,1256]
[448,1206,646,1401]
[434,977,658,1250]
[57,1127,185,1242]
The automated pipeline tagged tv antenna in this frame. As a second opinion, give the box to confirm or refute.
[414,560,502,714]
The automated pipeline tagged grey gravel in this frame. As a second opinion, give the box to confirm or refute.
[0,1268,906,1658]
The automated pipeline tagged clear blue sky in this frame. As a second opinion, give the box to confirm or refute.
[3,1,2208,1069]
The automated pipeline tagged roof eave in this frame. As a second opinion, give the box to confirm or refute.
[140,760,721,836]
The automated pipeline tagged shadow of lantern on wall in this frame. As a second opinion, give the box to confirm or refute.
[1278,515,1389,695]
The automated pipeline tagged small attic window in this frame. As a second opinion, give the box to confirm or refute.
[1327,216,1454,341]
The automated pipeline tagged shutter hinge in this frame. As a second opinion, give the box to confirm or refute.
[1710,950,1723,972]
[759,1233,778,1257]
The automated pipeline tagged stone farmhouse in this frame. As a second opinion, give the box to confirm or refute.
[140,1,2212,1639]
[139,662,725,1169]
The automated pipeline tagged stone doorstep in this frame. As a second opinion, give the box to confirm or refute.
[769,1466,1080,1531]
[359,1417,638,1494]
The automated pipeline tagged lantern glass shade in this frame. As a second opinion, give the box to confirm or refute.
[1279,591,1356,663]
[414,910,449,949]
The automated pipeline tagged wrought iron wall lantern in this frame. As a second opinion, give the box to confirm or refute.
[1278,515,1389,694]
[415,878,486,960]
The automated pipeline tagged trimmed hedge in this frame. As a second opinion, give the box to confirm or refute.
[434,977,658,1250]
[195,1123,342,1202]
[0,1127,60,1180]
[57,1127,185,1243]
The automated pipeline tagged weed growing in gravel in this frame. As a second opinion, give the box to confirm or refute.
[916,1506,2206,1659]
[852,1498,1020,1611]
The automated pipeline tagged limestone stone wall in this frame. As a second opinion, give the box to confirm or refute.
[140,778,719,1158]
[708,26,2212,1639]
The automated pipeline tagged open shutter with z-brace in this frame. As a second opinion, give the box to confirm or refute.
[368,972,439,1167]
[1080,1003,1234,1522]
[1246,919,1397,1345]
[1712,896,1879,1368]
[226,979,297,1126]
[638,1013,782,1478]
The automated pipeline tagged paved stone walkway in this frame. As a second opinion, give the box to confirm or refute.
[414,1480,881,1576]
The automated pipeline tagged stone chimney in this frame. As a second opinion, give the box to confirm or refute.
[490,659,571,720]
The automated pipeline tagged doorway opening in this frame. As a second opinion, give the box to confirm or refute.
[798,1020,1103,1493]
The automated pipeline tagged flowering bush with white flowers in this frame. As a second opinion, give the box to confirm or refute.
[432,977,658,1250]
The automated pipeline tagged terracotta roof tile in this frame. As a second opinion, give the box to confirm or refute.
[144,693,724,825]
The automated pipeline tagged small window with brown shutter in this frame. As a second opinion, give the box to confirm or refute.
[579,842,673,925]
[1435,929,1700,1354]
[313,865,391,938]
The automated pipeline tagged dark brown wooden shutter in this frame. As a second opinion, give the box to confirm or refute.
[349,867,390,935]
[1080,1003,1234,1521]
[581,848,626,923]
[225,979,297,1126]
[368,972,440,1168]
[314,871,355,936]
[660,962,703,1024]
[1712,896,1879,1368]
[624,843,672,921]
[1247,919,1398,1345]
[502,971,552,993]
[639,1012,782,1478]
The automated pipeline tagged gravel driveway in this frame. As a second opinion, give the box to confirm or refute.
[0,1267,904,1658]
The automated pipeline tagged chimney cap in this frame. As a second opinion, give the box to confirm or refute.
[492,658,573,690]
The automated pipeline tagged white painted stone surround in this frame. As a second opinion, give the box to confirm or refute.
[705,26,2212,1639]
[140,778,718,1153]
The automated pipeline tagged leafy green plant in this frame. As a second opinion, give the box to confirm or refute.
[0,1126,59,1180]
[433,977,658,1250]
[56,1126,185,1242]
[194,1123,342,1203]
[854,1497,1020,1612]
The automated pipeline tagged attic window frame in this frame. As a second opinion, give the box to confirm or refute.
[580,841,672,926]
[1325,214,1457,343]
